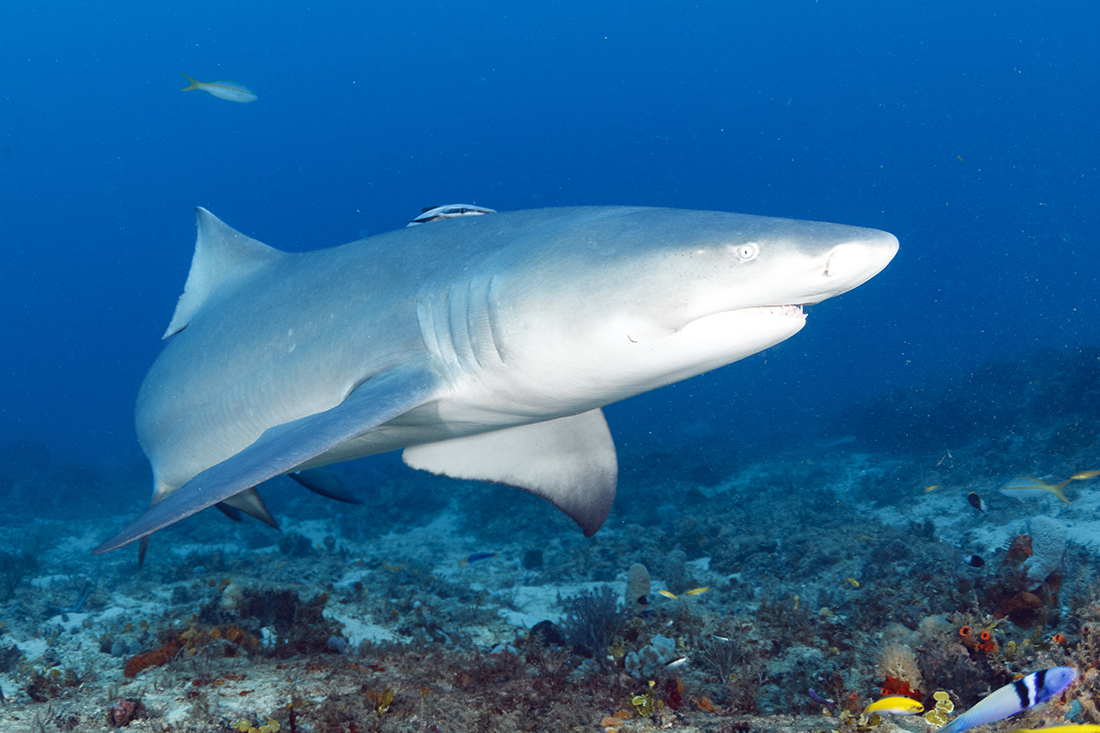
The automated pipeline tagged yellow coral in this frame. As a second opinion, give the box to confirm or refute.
[230,718,278,733]
[631,681,663,716]
[376,688,394,715]
[924,690,955,726]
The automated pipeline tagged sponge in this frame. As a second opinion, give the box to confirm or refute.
[1022,515,1067,586]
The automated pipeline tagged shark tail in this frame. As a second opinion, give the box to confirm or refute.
[179,72,203,91]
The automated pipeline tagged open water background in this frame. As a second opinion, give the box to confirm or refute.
[1,1,1097,474]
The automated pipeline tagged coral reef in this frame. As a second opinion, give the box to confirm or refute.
[0,537,38,601]
[124,623,259,678]
[106,698,145,726]
[625,633,677,678]
[875,637,922,693]
[561,586,624,665]
[625,562,651,610]
[1023,515,1067,586]
[3,349,1100,731]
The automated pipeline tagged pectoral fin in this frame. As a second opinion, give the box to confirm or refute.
[94,366,440,554]
[402,409,618,536]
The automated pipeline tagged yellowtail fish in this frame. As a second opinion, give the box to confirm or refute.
[1000,477,1072,505]
[925,485,940,492]
[1007,721,1100,726]
[1071,470,1100,480]
[460,551,497,565]
[179,72,258,103]
[863,696,924,716]
[684,587,709,596]
[845,577,860,588]
[657,589,679,600]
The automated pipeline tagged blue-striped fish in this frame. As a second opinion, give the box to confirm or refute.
[179,73,257,103]
[936,667,1076,733]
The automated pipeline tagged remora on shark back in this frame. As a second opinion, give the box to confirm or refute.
[94,206,898,557]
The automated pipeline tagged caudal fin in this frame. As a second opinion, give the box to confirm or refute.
[179,72,202,91]
[1050,479,1073,505]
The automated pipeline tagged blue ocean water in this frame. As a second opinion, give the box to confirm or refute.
[1,0,1097,472]
[3,5,1100,727]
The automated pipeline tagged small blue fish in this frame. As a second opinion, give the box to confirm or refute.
[179,72,257,103]
[461,551,497,565]
[807,688,836,712]
[936,667,1076,733]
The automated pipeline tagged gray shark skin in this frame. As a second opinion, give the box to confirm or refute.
[93,206,898,556]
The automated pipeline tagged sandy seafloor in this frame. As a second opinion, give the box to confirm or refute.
[1,391,1099,732]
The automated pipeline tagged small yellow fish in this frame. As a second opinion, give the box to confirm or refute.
[845,577,860,588]
[863,696,924,716]
[1000,476,1073,504]
[1007,721,1100,726]
[924,485,940,492]
[685,587,710,596]
[179,72,258,103]
[657,589,679,600]
[1071,470,1100,480]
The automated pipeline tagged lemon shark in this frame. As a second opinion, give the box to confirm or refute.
[93,206,898,558]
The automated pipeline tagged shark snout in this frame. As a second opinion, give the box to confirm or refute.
[819,233,899,295]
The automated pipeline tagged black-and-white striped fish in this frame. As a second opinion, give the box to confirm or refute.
[936,667,1076,733]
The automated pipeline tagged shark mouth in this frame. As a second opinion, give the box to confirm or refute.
[739,305,806,319]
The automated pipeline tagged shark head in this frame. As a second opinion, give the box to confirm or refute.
[435,207,899,417]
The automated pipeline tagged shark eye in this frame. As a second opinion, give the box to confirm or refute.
[735,242,760,262]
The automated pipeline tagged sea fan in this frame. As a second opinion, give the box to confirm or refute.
[561,586,624,665]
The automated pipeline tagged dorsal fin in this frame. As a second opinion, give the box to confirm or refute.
[163,207,284,338]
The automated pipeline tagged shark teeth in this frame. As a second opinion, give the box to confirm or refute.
[741,305,805,318]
